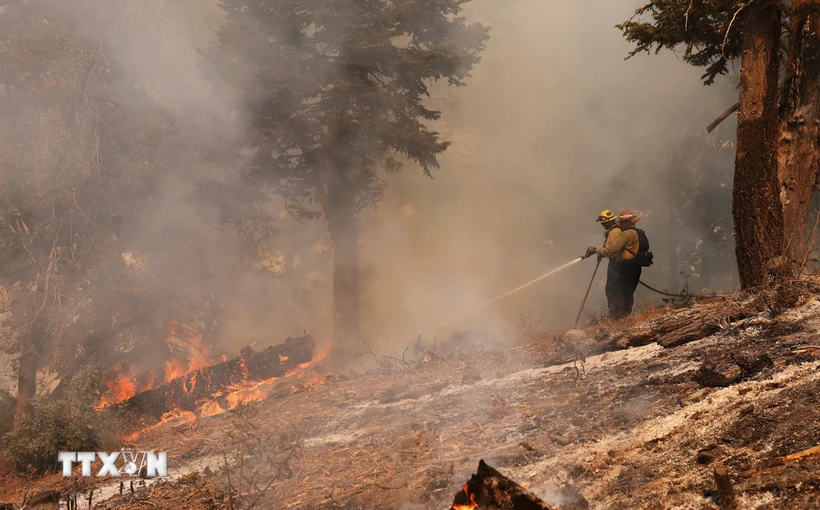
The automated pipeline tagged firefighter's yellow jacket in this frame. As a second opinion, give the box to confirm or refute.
[595,226,640,263]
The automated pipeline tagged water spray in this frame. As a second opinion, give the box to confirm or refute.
[427,255,589,332]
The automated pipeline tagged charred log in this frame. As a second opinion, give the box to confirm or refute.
[604,297,760,349]
[110,335,316,432]
[450,459,554,510]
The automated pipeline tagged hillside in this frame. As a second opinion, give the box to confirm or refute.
[3,283,820,509]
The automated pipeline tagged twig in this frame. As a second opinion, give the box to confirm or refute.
[246,444,300,510]
[222,451,235,510]
[780,444,820,462]
[684,0,694,31]
[722,1,752,58]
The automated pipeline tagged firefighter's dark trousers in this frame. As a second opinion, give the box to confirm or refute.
[605,260,642,319]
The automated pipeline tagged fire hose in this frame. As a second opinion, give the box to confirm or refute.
[573,253,722,325]
[429,253,720,333]
[638,280,703,298]
[578,253,723,297]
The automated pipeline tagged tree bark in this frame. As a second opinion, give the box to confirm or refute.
[15,346,39,426]
[326,197,361,349]
[733,2,785,289]
[779,0,820,266]
[14,318,48,428]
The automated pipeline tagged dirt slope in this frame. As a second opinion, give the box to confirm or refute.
[5,294,820,509]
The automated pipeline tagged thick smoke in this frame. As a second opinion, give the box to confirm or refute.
[358,0,739,351]
[0,0,741,380]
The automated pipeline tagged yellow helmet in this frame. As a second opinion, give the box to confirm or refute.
[596,210,616,223]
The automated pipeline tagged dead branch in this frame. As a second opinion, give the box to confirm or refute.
[722,1,753,57]
[246,444,300,510]
[351,341,411,369]
[706,102,740,133]
[780,444,820,462]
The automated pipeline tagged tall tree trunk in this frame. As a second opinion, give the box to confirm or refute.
[779,0,820,267]
[733,2,785,289]
[326,196,361,350]
[14,319,47,428]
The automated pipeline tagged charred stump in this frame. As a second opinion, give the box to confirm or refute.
[450,460,554,510]
[110,335,316,432]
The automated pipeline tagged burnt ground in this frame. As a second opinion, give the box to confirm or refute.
[2,297,820,509]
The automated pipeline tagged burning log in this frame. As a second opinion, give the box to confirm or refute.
[110,335,316,433]
[450,460,554,510]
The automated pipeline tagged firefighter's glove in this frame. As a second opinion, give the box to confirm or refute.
[585,246,598,258]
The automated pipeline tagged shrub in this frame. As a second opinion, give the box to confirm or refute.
[2,367,120,474]
[0,388,16,437]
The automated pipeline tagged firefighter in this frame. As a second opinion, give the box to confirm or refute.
[614,211,644,317]
[585,210,641,319]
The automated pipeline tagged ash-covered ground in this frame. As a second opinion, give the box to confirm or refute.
[6,294,820,510]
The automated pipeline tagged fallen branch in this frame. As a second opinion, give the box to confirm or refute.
[604,296,759,349]
[792,345,820,355]
[111,335,316,434]
[780,444,820,463]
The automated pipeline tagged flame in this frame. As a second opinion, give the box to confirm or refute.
[199,400,226,417]
[291,371,327,393]
[164,319,212,382]
[123,409,197,442]
[165,319,211,364]
[452,484,478,510]
[120,340,335,440]
[225,378,278,408]
[96,361,152,409]
[96,319,215,409]
[164,359,187,383]
[97,373,138,408]
[285,343,331,377]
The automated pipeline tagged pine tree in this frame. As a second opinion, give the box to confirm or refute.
[619,1,820,287]
[210,0,488,349]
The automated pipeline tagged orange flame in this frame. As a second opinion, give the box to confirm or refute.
[123,409,196,442]
[121,340,335,440]
[225,378,278,409]
[164,359,187,383]
[285,343,331,377]
[452,484,478,510]
[291,371,327,393]
[163,319,212,382]
[97,373,138,408]
[199,400,226,418]
[97,319,216,409]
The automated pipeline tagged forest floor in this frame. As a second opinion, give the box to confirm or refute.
[2,282,820,509]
